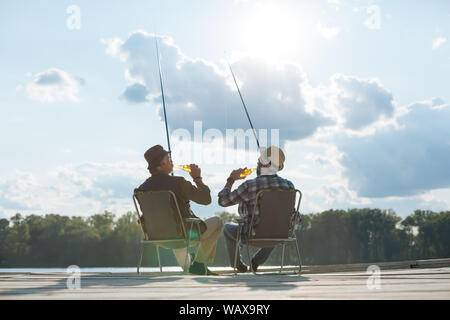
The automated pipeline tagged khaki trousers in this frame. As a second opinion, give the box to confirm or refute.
[173,216,223,268]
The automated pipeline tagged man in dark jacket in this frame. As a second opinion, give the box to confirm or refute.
[136,145,223,275]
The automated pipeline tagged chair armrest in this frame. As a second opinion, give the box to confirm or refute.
[184,217,203,224]
[292,210,301,224]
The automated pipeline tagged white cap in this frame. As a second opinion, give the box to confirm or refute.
[259,146,285,171]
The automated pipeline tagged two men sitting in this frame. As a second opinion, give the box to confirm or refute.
[136,144,295,275]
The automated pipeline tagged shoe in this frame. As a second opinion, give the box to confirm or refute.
[251,260,259,273]
[189,261,205,275]
[236,263,248,273]
[189,261,218,276]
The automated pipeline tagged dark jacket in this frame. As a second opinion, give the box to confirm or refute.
[136,173,211,234]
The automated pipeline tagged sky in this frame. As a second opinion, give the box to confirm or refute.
[0,0,449,220]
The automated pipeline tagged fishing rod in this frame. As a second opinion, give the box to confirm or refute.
[228,62,260,150]
[176,61,258,179]
[155,38,171,154]
[155,37,174,176]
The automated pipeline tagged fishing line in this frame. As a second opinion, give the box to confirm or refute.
[228,62,260,150]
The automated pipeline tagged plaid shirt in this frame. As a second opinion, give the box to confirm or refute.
[218,174,295,237]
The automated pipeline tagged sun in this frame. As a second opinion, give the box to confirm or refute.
[240,4,308,61]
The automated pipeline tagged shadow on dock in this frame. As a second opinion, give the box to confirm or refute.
[0,272,310,297]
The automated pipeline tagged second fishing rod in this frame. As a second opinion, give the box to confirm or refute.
[177,62,260,178]
[156,41,259,178]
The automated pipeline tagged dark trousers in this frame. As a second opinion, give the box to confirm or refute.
[223,223,274,268]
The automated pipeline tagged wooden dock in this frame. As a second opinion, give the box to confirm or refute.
[1,259,450,299]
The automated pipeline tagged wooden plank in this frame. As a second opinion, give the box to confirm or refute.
[1,259,449,300]
[207,258,450,275]
[0,266,449,300]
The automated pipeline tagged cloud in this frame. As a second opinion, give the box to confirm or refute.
[0,162,146,218]
[104,31,334,146]
[328,74,395,130]
[335,98,450,198]
[0,171,47,213]
[308,182,450,217]
[55,162,144,201]
[101,37,126,60]
[96,30,450,213]
[25,68,83,103]
[317,23,340,39]
[121,83,150,103]
[432,37,447,50]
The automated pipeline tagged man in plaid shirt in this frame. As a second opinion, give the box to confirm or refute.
[218,146,295,273]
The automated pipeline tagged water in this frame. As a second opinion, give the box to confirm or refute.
[0,265,292,274]
[0,266,231,274]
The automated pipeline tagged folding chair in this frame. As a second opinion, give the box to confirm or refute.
[132,189,203,275]
[233,189,303,275]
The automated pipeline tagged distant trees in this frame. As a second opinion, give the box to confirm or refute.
[295,209,413,265]
[401,210,450,259]
[0,211,141,267]
[0,209,448,268]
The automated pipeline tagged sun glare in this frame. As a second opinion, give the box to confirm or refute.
[241,4,308,61]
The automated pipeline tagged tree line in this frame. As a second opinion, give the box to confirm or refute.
[0,208,449,268]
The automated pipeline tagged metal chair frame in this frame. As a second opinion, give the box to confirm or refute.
[233,189,303,275]
[133,190,203,275]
